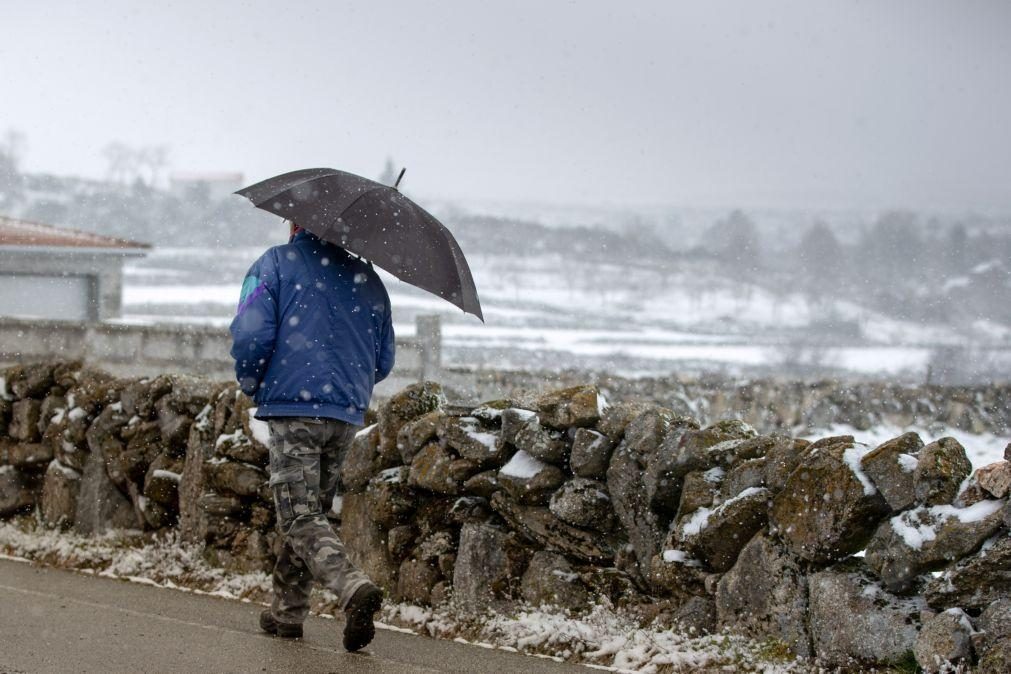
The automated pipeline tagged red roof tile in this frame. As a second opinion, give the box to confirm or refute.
[0,215,150,249]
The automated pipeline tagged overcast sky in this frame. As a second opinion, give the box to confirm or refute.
[3,0,1010,212]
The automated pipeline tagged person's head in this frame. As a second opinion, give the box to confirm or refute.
[286,219,302,241]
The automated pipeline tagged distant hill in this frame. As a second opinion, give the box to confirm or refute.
[2,165,1009,338]
[444,213,688,265]
[0,170,685,261]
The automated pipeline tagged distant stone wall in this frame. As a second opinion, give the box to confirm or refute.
[1,361,1010,671]
[0,315,441,395]
[442,368,1011,436]
[4,315,1007,438]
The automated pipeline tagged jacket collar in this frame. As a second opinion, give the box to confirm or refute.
[291,229,319,244]
[291,230,353,261]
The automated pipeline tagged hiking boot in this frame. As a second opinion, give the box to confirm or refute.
[342,584,383,652]
[259,609,303,639]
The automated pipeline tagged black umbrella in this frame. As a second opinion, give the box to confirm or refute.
[235,168,483,321]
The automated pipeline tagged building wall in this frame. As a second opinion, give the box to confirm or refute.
[0,274,93,321]
[0,249,142,321]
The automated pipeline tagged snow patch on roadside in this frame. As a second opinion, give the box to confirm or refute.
[0,520,802,673]
[0,521,272,599]
[383,602,801,673]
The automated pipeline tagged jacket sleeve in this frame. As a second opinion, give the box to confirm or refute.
[375,291,395,383]
[229,251,280,396]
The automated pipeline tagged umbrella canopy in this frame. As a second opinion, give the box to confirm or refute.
[235,168,483,321]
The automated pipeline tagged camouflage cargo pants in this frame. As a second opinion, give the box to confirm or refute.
[267,417,373,625]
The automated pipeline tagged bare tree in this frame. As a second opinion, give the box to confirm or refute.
[0,129,27,209]
[103,142,136,184]
[1,129,26,169]
[138,145,170,187]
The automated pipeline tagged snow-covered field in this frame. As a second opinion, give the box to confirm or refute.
[122,247,1011,380]
[0,521,803,673]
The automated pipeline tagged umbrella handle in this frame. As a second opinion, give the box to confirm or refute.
[394,168,406,190]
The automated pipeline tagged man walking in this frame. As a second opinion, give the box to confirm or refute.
[229,220,395,651]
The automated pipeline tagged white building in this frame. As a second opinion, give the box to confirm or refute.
[0,216,149,321]
[169,172,244,202]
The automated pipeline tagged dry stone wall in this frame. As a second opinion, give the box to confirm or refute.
[1,360,1010,671]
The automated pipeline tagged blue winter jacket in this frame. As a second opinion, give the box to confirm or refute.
[229,230,395,425]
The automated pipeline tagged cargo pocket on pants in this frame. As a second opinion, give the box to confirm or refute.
[269,464,306,525]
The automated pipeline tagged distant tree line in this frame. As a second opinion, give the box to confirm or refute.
[696,208,1011,331]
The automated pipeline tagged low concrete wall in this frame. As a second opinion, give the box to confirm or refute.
[0,315,441,395]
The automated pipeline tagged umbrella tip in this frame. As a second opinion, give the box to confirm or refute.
[394,168,406,190]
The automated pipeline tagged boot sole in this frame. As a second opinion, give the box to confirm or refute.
[343,587,383,652]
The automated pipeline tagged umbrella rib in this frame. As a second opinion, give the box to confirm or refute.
[428,221,483,320]
[330,186,390,233]
[330,186,458,284]
[433,224,468,296]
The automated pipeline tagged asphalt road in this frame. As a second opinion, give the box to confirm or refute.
[0,559,592,674]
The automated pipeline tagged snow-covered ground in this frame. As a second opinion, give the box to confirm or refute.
[0,521,803,673]
[122,247,1011,380]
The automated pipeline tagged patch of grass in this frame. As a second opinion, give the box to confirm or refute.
[756,638,796,663]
